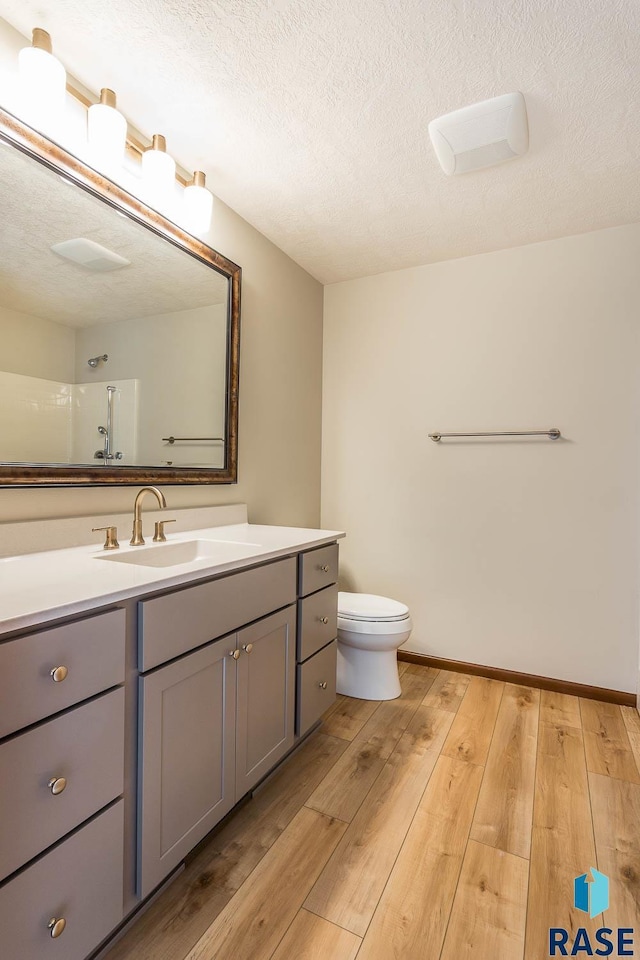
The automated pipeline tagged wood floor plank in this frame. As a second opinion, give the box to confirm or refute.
[104,732,347,960]
[439,840,529,960]
[184,808,346,960]
[442,676,504,765]
[470,684,539,859]
[620,705,640,772]
[270,910,361,960]
[539,690,582,728]
[321,696,381,741]
[306,671,437,822]
[422,669,471,712]
[589,772,640,932]
[357,756,484,960]
[305,741,386,823]
[304,704,455,936]
[525,722,601,959]
[580,698,640,783]
[353,668,439,757]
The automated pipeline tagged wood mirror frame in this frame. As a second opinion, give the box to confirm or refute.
[0,106,240,487]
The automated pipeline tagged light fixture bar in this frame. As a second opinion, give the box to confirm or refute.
[65,80,190,186]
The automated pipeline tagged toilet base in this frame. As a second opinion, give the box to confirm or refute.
[336,643,402,700]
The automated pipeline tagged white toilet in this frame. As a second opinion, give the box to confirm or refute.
[337,592,413,701]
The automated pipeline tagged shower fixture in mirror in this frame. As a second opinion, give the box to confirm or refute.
[0,106,240,486]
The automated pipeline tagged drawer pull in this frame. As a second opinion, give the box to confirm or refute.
[229,649,240,660]
[50,665,68,683]
[318,616,329,624]
[318,681,328,689]
[242,643,254,654]
[48,777,67,796]
[48,917,67,938]
[319,565,330,573]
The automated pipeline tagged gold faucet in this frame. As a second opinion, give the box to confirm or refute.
[130,486,167,546]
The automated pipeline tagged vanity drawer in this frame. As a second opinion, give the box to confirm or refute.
[0,687,124,881]
[0,800,124,960]
[297,584,338,662]
[296,640,337,736]
[0,608,125,739]
[298,543,338,598]
[139,556,297,671]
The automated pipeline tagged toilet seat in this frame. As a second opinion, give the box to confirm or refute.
[338,592,409,623]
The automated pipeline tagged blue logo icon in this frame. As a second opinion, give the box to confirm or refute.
[574,868,609,918]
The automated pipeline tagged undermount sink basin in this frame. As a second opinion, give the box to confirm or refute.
[96,539,262,569]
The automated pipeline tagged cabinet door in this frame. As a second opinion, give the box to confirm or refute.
[138,636,236,898]
[235,606,296,799]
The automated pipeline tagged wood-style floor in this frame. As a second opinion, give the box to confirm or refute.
[104,663,640,960]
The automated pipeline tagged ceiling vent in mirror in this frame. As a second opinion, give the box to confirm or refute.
[50,238,131,271]
[428,92,529,175]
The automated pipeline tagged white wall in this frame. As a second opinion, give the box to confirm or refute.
[75,305,227,467]
[322,223,640,693]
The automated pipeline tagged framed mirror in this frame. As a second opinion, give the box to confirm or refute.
[0,106,240,486]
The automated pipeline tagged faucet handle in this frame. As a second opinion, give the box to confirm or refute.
[92,525,119,550]
[153,519,176,543]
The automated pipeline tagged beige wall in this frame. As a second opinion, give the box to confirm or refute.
[322,223,640,692]
[1,304,75,382]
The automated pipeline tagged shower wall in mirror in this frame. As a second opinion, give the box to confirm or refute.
[0,107,240,485]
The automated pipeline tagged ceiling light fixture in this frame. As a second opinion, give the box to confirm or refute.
[50,238,131,272]
[18,28,66,132]
[184,171,214,234]
[87,88,127,171]
[429,92,529,175]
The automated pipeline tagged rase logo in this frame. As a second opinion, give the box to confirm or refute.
[549,869,634,956]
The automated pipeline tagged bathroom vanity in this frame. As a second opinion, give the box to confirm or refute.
[0,506,342,960]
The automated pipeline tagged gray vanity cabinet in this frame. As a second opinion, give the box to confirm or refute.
[235,605,296,798]
[137,599,297,899]
[137,636,237,899]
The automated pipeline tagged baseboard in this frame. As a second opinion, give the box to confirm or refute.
[398,651,636,706]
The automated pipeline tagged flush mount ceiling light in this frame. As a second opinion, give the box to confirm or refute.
[87,88,127,170]
[428,92,529,175]
[50,238,131,272]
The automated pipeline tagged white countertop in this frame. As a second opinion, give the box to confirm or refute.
[0,521,344,636]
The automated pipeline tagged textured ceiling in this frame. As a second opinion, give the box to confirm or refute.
[0,0,638,283]
[0,139,227,327]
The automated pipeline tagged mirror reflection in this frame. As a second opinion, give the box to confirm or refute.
[0,137,230,470]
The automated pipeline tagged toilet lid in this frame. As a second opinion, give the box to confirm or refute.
[338,592,410,622]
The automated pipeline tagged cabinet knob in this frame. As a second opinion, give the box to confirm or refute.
[319,565,330,573]
[48,917,66,938]
[318,681,328,690]
[318,617,329,624]
[48,777,67,796]
[229,649,240,660]
[50,665,68,683]
[242,643,253,654]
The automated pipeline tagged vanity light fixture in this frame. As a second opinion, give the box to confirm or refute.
[183,171,214,234]
[15,28,213,236]
[18,28,66,129]
[142,134,176,194]
[87,88,127,171]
